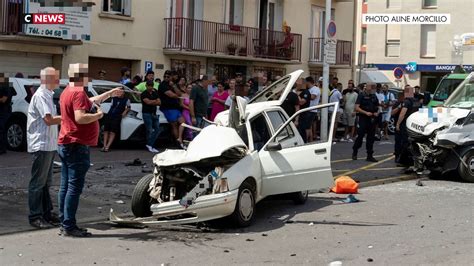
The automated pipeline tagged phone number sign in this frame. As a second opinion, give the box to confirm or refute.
[25,1,91,41]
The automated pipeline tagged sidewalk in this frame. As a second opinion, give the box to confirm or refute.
[0,180,472,265]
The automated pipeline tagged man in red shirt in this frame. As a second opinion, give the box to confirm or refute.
[57,63,121,237]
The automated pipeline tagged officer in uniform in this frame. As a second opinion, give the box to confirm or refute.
[352,83,380,162]
[396,85,421,168]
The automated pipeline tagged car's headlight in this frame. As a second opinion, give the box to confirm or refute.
[127,110,140,120]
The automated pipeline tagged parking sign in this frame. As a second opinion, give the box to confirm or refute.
[145,61,153,72]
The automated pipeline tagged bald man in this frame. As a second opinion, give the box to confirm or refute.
[27,67,62,229]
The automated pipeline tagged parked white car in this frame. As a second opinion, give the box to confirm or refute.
[6,78,168,151]
[58,79,169,146]
[110,70,337,227]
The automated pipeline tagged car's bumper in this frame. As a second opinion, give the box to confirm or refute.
[110,190,238,226]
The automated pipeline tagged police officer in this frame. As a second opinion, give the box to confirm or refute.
[352,83,380,162]
[396,85,421,167]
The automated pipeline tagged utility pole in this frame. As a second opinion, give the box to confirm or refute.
[320,0,332,142]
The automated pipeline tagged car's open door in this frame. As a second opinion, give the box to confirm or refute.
[258,103,337,196]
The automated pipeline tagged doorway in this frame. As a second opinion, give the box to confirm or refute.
[167,0,204,49]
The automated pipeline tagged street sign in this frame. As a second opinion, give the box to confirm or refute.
[325,39,336,64]
[393,67,404,79]
[327,20,336,38]
[145,61,153,72]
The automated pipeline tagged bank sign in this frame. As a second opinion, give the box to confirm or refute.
[25,1,91,41]
[373,64,473,73]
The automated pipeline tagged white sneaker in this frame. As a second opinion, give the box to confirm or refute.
[146,145,154,152]
[151,148,160,153]
[347,138,354,143]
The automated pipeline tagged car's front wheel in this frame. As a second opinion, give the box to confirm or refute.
[458,150,474,183]
[387,117,396,135]
[6,117,26,151]
[131,174,155,217]
[229,181,256,227]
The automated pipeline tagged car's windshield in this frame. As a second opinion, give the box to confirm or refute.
[444,76,474,109]
[432,78,464,101]
[93,85,141,103]
[248,76,290,103]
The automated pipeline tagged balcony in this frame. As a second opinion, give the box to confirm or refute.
[308,37,352,66]
[164,18,302,63]
[0,0,23,34]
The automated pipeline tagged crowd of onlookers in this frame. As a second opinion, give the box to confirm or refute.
[103,66,433,152]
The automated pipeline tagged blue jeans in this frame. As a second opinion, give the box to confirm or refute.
[28,151,55,222]
[57,144,90,231]
[143,113,160,147]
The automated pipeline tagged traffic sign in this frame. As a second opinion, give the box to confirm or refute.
[393,67,404,79]
[145,61,153,72]
[327,21,336,38]
[325,39,337,64]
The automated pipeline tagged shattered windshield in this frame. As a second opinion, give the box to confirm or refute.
[248,76,290,103]
[445,76,474,109]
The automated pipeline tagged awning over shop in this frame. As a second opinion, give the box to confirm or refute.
[360,71,394,85]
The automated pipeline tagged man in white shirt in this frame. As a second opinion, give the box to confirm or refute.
[27,67,62,229]
[380,84,395,140]
[375,83,385,140]
[305,76,320,141]
[329,82,343,142]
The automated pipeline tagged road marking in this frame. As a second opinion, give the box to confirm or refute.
[333,166,404,173]
[359,174,417,187]
[334,155,395,179]
[332,153,393,164]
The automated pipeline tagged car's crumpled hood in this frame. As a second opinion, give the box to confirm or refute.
[153,125,247,167]
[407,108,470,136]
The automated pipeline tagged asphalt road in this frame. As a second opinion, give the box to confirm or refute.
[1,180,472,265]
[0,136,415,235]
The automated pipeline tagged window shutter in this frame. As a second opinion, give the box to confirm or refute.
[386,24,400,41]
[421,24,436,56]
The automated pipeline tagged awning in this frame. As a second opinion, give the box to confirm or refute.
[360,71,394,85]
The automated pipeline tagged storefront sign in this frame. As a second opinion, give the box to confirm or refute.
[373,64,473,73]
[25,1,91,40]
[405,62,417,73]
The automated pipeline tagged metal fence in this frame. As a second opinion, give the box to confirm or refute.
[308,37,352,65]
[0,0,24,34]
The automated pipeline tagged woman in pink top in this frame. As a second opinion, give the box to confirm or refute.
[210,82,229,121]
[178,84,193,145]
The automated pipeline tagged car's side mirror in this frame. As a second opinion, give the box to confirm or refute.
[266,141,282,151]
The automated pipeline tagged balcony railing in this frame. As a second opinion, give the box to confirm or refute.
[308,37,352,65]
[164,17,302,61]
[0,0,24,34]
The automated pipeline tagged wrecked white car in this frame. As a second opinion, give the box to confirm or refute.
[111,70,337,227]
[407,73,474,182]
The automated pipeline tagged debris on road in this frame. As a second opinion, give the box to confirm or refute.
[224,250,230,253]
[115,200,125,204]
[96,165,113,171]
[329,261,342,266]
[342,194,359,203]
[367,258,374,262]
[368,245,373,249]
[416,180,424,187]
[246,238,254,242]
[290,254,296,257]
[331,176,359,194]
[262,233,268,237]
[309,222,314,226]
[125,158,145,166]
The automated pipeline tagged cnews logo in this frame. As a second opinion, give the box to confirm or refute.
[22,13,65,24]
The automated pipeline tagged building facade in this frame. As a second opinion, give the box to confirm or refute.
[362,0,474,92]
[1,0,356,84]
